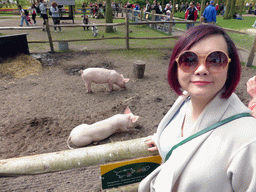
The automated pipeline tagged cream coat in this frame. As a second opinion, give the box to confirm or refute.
[139,91,256,192]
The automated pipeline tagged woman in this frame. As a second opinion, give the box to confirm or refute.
[50,1,61,32]
[29,4,37,25]
[139,24,256,191]
[82,2,86,17]
[39,0,48,31]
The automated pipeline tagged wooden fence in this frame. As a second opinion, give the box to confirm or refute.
[0,8,256,67]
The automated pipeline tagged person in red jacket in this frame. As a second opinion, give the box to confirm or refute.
[215,3,219,11]
[185,1,198,30]
[196,2,201,11]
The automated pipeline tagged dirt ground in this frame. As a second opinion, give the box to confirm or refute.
[1,18,256,192]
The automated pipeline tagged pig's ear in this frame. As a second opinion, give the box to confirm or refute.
[124,107,131,114]
[124,78,129,83]
[131,115,139,123]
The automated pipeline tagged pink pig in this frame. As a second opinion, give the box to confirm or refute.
[79,68,130,93]
[67,107,139,149]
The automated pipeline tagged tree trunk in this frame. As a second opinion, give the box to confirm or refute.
[172,0,176,14]
[228,0,236,19]
[0,137,158,176]
[105,0,114,33]
[223,0,231,19]
[16,0,20,7]
[201,0,206,16]
[239,0,245,16]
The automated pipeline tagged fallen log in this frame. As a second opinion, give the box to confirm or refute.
[0,137,158,177]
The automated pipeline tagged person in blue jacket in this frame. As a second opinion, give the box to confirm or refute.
[203,0,216,24]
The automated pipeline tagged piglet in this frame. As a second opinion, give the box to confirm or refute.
[67,107,139,149]
[79,68,129,93]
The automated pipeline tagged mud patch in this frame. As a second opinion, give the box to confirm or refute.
[63,60,117,76]
[2,117,62,158]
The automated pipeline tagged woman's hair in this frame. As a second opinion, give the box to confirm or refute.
[168,24,241,98]
[51,1,58,6]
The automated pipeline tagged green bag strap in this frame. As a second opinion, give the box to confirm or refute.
[165,112,252,162]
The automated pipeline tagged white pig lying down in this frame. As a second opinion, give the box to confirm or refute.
[67,107,139,149]
[79,68,130,93]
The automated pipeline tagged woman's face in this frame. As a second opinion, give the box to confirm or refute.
[177,34,229,102]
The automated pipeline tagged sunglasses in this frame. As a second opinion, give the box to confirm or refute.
[176,51,231,73]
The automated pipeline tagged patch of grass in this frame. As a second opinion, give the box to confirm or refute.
[241,61,256,69]
[101,48,170,60]
[216,16,256,30]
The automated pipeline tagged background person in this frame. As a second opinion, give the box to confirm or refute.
[145,0,151,13]
[203,0,217,24]
[18,5,29,27]
[50,1,61,32]
[82,2,86,17]
[185,1,198,30]
[39,0,48,31]
[139,24,256,192]
[29,4,37,25]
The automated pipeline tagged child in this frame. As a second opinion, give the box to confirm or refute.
[83,15,89,30]
[26,14,33,25]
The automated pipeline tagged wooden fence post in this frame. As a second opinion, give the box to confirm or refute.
[152,10,156,29]
[45,21,54,53]
[125,15,129,49]
[169,13,173,35]
[140,9,143,21]
[132,9,134,21]
[247,35,256,67]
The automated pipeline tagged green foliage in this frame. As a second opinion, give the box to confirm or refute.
[173,11,185,19]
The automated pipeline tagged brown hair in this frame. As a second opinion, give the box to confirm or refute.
[51,1,58,7]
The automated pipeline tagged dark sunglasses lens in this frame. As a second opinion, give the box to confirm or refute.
[178,52,198,72]
[206,51,228,72]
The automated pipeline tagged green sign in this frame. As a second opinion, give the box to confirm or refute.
[100,156,161,189]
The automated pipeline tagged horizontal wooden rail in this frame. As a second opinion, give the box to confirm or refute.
[0,26,43,30]
[129,21,199,25]
[28,35,181,44]
[28,37,126,43]
[129,35,182,39]
[0,137,158,176]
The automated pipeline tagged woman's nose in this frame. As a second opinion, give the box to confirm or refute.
[194,59,209,75]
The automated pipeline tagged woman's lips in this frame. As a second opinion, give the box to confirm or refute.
[192,81,212,86]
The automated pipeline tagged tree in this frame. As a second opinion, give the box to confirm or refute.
[105,0,114,33]
[223,0,231,19]
[239,0,245,16]
[201,0,206,16]
[172,0,176,14]
[228,0,236,19]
